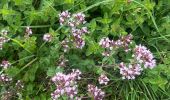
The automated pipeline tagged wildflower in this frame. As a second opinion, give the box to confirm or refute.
[98,74,109,85]
[99,34,133,56]
[0,73,12,82]
[69,13,86,27]
[0,60,11,69]
[59,10,71,25]
[99,37,111,48]
[25,27,32,36]
[51,69,81,100]
[59,11,88,49]
[133,45,156,69]
[15,80,24,90]
[88,84,105,100]
[116,34,133,52]
[0,30,10,50]
[81,27,88,34]
[74,38,85,49]
[61,39,70,52]
[43,33,52,42]
[73,13,86,25]
[119,62,143,79]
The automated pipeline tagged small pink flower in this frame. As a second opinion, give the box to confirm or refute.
[43,33,52,42]
[0,73,12,82]
[98,74,109,85]
[88,84,105,100]
[25,27,32,36]
[0,60,11,69]
[59,10,71,25]
[99,37,111,48]
[119,62,143,80]
[51,69,81,100]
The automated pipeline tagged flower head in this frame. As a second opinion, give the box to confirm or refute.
[0,73,12,82]
[119,62,143,79]
[0,60,11,69]
[51,69,81,100]
[88,84,105,100]
[99,37,111,48]
[98,74,109,85]
[25,27,32,36]
[133,45,156,69]
[59,10,71,25]
[43,33,52,42]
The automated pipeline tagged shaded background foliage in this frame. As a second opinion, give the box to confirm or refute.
[0,0,170,99]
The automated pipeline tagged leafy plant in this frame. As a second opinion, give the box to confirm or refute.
[0,0,170,100]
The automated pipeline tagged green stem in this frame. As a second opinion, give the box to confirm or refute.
[11,55,35,65]
[20,25,55,28]
[14,57,38,77]
[80,0,114,13]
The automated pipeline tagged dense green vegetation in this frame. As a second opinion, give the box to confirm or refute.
[0,0,170,99]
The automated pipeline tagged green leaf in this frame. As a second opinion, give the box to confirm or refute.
[47,67,64,77]
[23,37,37,53]
[6,67,20,77]
[64,0,74,4]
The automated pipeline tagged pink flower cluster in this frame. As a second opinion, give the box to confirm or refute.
[133,45,156,69]
[59,11,86,27]
[0,30,10,50]
[99,34,133,56]
[71,28,87,49]
[0,60,11,69]
[69,13,86,27]
[0,73,12,82]
[88,84,105,100]
[119,62,143,79]
[98,74,109,85]
[43,33,52,42]
[59,10,71,25]
[0,60,12,82]
[119,34,133,52]
[118,45,156,79]
[51,69,81,100]
[99,34,156,79]
[59,11,88,49]
[99,37,111,49]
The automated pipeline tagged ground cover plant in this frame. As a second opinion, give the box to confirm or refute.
[0,0,170,100]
